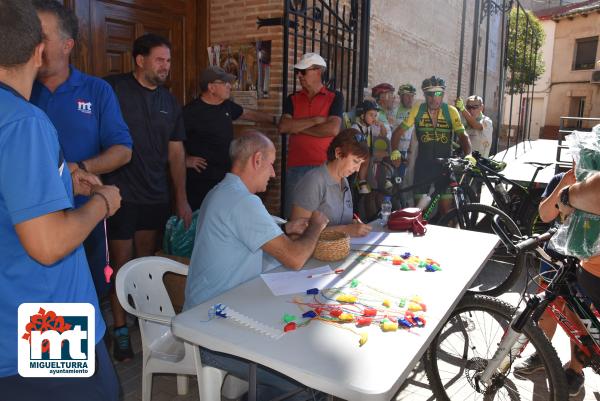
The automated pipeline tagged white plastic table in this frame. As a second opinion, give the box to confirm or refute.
[172,225,499,401]
[493,139,559,185]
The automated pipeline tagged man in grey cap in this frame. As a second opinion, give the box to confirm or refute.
[278,52,344,217]
[183,66,277,210]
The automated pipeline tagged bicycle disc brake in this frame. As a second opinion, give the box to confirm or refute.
[467,357,512,397]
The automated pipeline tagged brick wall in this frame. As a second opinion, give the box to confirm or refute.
[209,0,284,214]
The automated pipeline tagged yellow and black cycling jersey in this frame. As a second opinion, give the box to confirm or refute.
[400,102,465,140]
[400,102,466,194]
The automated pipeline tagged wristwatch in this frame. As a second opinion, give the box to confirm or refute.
[77,161,88,172]
[559,185,572,208]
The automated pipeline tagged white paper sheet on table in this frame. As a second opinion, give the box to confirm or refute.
[349,231,409,247]
[260,265,338,296]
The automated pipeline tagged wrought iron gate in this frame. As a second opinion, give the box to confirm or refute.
[457,0,544,157]
[280,0,370,213]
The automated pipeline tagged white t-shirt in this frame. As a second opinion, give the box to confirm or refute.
[466,114,493,157]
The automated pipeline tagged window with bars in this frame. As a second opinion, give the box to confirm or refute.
[573,36,598,70]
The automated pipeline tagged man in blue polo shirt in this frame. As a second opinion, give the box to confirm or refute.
[0,1,121,399]
[30,0,132,297]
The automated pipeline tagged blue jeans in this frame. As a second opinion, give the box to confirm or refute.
[285,165,318,218]
[200,348,319,401]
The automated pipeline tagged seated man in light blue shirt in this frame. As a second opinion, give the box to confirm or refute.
[184,131,329,400]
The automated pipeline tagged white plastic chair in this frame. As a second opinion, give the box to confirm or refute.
[115,256,248,401]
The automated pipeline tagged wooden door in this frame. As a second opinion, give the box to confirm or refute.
[70,0,208,104]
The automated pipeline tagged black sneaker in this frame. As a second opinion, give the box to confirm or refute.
[565,368,584,397]
[113,326,134,361]
[513,353,544,375]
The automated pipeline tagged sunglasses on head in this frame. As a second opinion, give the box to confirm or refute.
[295,66,321,76]
[425,91,444,97]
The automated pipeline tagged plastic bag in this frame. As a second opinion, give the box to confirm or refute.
[162,210,200,258]
[550,127,600,259]
[564,128,600,180]
[550,212,600,259]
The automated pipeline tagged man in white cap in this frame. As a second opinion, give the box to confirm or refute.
[279,52,344,217]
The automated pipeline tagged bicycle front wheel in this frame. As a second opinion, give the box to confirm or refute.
[437,203,525,296]
[424,295,567,401]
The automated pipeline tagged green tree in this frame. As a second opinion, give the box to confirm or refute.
[506,8,545,94]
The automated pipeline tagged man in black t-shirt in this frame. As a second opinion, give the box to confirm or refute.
[103,33,191,361]
[183,66,277,210]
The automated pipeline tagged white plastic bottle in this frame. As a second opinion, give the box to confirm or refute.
[381,196,392,226]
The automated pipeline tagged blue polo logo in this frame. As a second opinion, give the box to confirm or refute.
[18,303,95,377]
[76,99,92,114]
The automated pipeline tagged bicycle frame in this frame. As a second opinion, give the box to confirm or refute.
[466,155,547,230]
[478,253,600,386]
[386,158,471,223]
[546,279,600,362]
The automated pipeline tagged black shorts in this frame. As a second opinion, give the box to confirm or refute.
[107,202,170,240]
[577,266,600,311]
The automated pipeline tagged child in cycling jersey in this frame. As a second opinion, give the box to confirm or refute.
[352,99,393,220]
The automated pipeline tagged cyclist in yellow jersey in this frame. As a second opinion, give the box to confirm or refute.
[391,76,471,215]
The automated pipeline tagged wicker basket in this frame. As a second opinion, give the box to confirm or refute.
[313,231,350,261]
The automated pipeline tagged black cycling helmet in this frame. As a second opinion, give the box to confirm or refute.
[356,99,380,115]
[397,83,416,95]
[421,76,446,92]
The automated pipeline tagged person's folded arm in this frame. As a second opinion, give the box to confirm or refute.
[301,116,342,138]
[278,114,326,134]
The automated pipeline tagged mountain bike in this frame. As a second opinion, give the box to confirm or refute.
[424,220,600,401]
[468,151,552,236]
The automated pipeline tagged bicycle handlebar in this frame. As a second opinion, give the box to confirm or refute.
[435,157,471,166]
[514,229,557,253]
[490,214,557,254]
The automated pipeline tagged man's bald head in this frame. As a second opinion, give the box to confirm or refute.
[229,131,274,166]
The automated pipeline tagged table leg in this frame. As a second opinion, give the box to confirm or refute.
[248,362,257,401]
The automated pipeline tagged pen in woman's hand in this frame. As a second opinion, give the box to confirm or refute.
[353,213,364,224]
